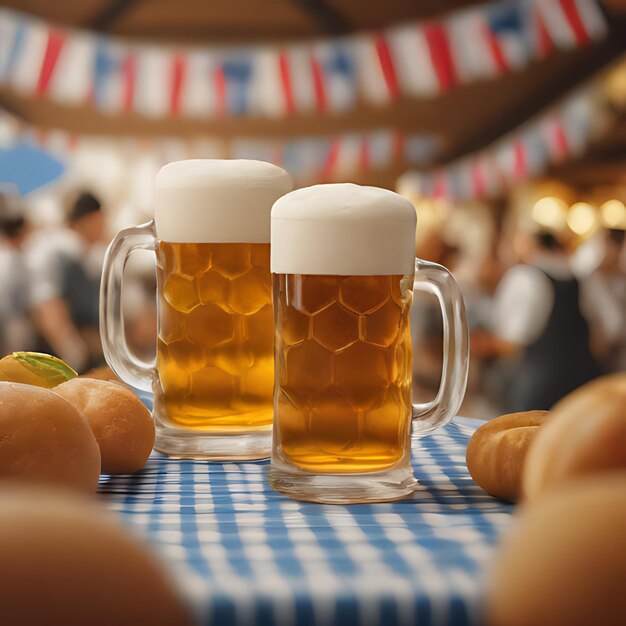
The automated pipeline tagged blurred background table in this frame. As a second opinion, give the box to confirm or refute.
[98,417,513,626]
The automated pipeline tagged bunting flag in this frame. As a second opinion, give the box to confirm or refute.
[0,0,608,120]
[0,75,612,196]
[181,52,219,119]
[399,81,612,201]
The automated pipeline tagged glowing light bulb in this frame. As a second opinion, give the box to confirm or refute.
[567,202,598,237]
[531,197,568,230]
[600,199,626,229]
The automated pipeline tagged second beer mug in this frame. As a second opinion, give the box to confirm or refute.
[100,159,293,459]
[269,184,469,503]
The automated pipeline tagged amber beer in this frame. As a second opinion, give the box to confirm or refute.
[100,159,293,459]
[269,183,469,503]
[273,273,413,473]
[156,242,274,429]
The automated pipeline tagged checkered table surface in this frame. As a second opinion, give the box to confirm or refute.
[98,418,513,626]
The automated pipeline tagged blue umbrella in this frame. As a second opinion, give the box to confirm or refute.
[0,142,66,195]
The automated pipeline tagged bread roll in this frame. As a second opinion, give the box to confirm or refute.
[0,485,191,626]
[487,474,626,626]
[523,373,626,500]
[0,382,100,492]
[466,411,548,501]
[55,378,155,474]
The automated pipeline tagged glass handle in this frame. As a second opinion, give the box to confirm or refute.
[411,258,469,434]
[99,220,156,392]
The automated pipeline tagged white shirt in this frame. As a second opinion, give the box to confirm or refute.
[25,228,105,307]
[582,269,626,346]
[493,255,578,347]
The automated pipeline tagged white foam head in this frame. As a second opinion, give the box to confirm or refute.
[155,159,293,243]
[271,183,417,275]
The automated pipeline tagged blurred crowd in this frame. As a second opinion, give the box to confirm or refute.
[1,185,624,418]
[0,186,156,374]
[412,214,626,417]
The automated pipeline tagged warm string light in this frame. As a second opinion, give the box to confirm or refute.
[600,199,626,229]
[567,202,599,237]
[531,196,626,238]
[531,197,568,231]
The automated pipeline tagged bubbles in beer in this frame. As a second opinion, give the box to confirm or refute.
[156,242,274,429]
[273,273,414,473]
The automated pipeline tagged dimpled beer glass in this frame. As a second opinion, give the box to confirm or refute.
[100,159,293,459]
[269,184,469,503]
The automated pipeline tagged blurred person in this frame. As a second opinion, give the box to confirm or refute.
[490,230,600,411]
[461,251,507,418]
[0,190,35,355]
[582,229,626,372]
[27,191,108,371]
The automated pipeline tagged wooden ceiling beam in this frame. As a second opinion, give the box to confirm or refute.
[294,0,351,35]
[88,0,141,32]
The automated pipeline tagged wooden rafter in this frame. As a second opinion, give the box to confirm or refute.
[88,0,141,32]
[294,0,351,35]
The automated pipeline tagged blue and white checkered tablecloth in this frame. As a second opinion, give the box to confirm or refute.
[98,418,513,626]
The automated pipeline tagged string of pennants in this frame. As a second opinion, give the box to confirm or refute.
[400,83,611,200]
[0,0,607,120]
[0,82,610,198]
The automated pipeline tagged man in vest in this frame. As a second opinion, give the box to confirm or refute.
[492,230,600,412]
[27,191,107,372]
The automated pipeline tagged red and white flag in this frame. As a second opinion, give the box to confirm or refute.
[48,33,94,105]
[535,0,600,49]
[447,11,498,81]
[493,136,528,181]
[540,114,570,161]
[169,53,187,116]
[387,25,439,96]
[35,28,67,96]
[352,34,393,105]
[93,42,134,114]
[368,130,395,170]
[287,45,317,113]
[332,133,363,177]
[521,126,549,176]
[134,47,172,118]
[277,49,296,115]
[483,6,529,72]
[10,19,47,94]
[573,0,608,39]
[250,49,286,117]
[180,52,218,119]
[311,42,356,113]
[0,13,20,82]
[476,154,502,197]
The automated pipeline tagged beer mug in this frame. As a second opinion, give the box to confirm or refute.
[100,159,293,459]
[269,184,469,503]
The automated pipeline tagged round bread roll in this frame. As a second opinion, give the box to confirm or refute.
[523,373,626,500]
[0,485,192,626]
[466,411,548,501]
[55,378,155,474]
[487,474,626,626]
[0,382,100,492]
